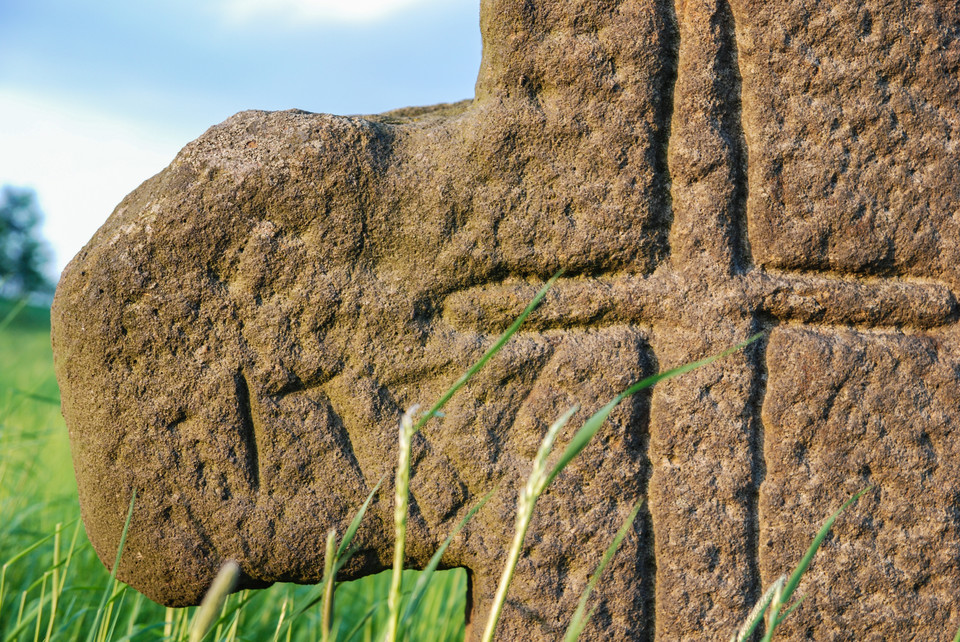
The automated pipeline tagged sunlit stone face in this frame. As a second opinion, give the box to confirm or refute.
[52,0,960,639]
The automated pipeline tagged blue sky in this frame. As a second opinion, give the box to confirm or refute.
[0,0,481,274]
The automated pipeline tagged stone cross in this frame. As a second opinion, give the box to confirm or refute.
[443,0,957,637]
[52,0,960,640]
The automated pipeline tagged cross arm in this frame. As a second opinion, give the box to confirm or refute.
[442,273,672,333]
[753,271,958,330]
[442,269,958,334]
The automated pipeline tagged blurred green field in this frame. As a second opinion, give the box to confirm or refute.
[0,299,465,641]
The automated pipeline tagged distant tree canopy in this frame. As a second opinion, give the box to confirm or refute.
[0,185,55,299]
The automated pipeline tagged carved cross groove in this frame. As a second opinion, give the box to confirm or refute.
[437,0,958,637]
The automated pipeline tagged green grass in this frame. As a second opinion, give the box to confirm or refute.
[0,299,465,642]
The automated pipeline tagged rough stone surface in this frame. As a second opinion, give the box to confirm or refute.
[51,0,960,639]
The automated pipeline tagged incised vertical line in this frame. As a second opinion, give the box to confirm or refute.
[720,0,766,607]
[716,0,752,272]
[643,2,683,637]
[655,0,682,269]
[235,370,262,492]
[745,319,771,609]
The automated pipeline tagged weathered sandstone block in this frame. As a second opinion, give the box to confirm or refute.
[52,0,960,639]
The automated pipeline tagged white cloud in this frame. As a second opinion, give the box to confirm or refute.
[220,0,437,24]
[0,88,196,275]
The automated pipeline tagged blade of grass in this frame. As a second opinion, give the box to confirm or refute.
[412,270,564,434]
[0,299,28,333]
[321,530,337,642]
[342,602,384,642]
[42,523,63,642]
[33,572,46,642]
[772,594,806,628]
[285,474,386,629]
[271,595,290,642]
[337,475,387,559]
[56,608,87,642]
[781,487,872,604]
[17,591,27,631]
[225,599,242,642]
[103,622,167,642]
[57,520,83,597]
[102,583,129,642]
[0,387,60,406]
[1,519,79,617]
[563,500,644,642]
[399,488,496,635]
[0,373,57,422]
[84,489,136,642]
[124,592,144,639]
[759,486,873,642]
[545,333,763,490]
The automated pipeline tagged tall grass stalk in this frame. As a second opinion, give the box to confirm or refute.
[0,299,28,333]
[321,530,337,642]
[189,560,239,642]
[481,333,762,642]
[479,406,578,642]
[384,272,564,642]
[271,595,290,642]
[42,522,62,642]
[34,572,46,642]
[563,500,644,642]
[385,407,418,642]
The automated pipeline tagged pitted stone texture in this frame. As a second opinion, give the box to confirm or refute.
[740,0,960,286]
[51,0,960,640]
[762,329,960,639]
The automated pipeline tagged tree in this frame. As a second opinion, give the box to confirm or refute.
[0,185,55,298]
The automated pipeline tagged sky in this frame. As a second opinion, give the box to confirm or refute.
[0,0,482,276]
